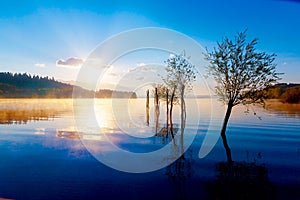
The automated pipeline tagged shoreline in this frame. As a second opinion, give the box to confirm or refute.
[264,99,300,115]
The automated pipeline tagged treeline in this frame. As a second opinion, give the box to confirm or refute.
[0,72,67,89]
[95,89,137,98]
[265,83,300,103]
[0,72,137,98]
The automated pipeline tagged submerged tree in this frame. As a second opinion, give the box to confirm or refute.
[164,52,197,131]
[151,84,173,137]
[205,30,281,164]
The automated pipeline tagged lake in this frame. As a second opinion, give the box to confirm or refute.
[0,98,299,199]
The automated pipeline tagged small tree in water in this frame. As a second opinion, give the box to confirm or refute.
[164,52,196,132]
[205,30,281,164]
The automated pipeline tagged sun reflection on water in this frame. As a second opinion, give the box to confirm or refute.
[0,99,73,124]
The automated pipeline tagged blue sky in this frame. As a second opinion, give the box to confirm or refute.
[0,0,300,84]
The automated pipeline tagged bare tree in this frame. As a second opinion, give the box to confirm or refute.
[205,30,281,163]
[146,89,150,126]
[152,84,173,137]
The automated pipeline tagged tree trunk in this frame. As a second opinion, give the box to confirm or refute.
[169,88,176,138]
[180,85,186,130]
[146,89,149,108]
[166,89,169,138]
[155,87,159,106]
[221,101,234,164]
[146,89,149,126]
[155,105,160,134]
[154,87,159,134]
[180,85,186,156]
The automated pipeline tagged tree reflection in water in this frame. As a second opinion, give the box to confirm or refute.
[164,126,193,199]
[154,99,193,199]
[206,155,276,200]
[165,149,193,199]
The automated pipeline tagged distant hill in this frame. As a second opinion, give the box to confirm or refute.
[265,83,300,103]
[0,72,137,98]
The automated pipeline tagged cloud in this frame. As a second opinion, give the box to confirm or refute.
[137,62,146,67]
[108,72,118,77]
[35,63,45,67]
[129,66,157,73]
[136,76,144,80]
[104,65,113,69]
[56,57,84,67]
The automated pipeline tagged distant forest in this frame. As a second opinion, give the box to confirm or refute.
[265,83,300,103]
[0,72,137,98]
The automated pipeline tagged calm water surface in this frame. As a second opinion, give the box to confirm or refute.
[0,99,299,199]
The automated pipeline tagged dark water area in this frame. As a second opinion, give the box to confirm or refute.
[0,99,299,199]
